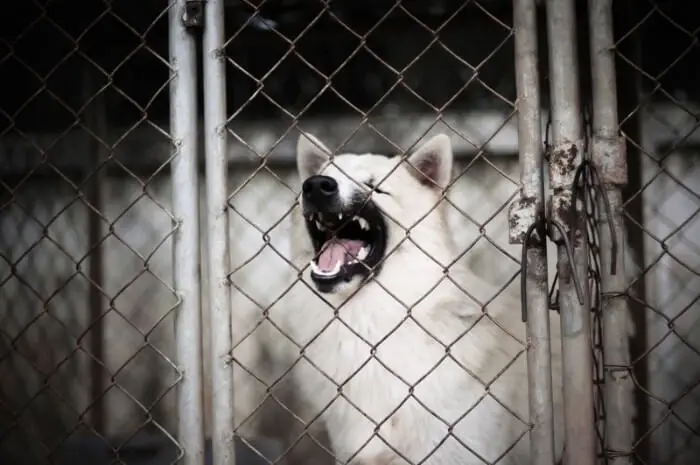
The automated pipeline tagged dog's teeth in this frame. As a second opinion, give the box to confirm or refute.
[338,213,343,220]
[358,246,369,260]
[315,220,324,231]
[310,261,320,274]
[310,259,342,277]
[354,216,370,231]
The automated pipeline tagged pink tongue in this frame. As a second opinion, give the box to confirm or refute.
[317,239,364,272]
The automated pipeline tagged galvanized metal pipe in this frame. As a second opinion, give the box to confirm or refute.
[169,1,206,463]
[510,1,556,464]
[588,0,633,463]
[203,0,236,463]
[545,0,597,464]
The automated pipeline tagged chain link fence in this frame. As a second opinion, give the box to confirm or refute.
[212,1,698,464]
[0,1,187,464]
[1,1,699,465]
[214,1,550,464]
[611,1,700,464]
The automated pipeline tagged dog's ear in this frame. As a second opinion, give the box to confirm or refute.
[406,134,453,190]
[297,132,331,180]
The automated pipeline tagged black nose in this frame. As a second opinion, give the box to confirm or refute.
[303,175,338,198]
[302,175,338,209]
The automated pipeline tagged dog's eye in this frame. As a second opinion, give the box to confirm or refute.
[364,180,389,195]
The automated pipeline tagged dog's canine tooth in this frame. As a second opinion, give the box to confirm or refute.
[358,246,369,260]
[310,260,320,274]
[355,216,370,231]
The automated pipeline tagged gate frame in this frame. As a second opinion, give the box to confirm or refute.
[509,0,556,464]
[544,0,599,463]
[203,0,237,464]
[189,1,637,464]
[170,0,207,463]
[588,0,634,463]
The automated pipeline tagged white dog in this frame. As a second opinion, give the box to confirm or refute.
[265,133,567,465]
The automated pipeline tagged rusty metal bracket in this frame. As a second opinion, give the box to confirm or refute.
[548,138,585,243]
[509,195,545,245]
[592,133,628,186]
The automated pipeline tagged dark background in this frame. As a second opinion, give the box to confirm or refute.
[0,0,697,132]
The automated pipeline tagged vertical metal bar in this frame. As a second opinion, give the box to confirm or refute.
[169,2,206,464]
[588,0,633,463]
[203,0,236,464]
[84,65,106,436]
[509,1,555,464]
[545,1,597,465]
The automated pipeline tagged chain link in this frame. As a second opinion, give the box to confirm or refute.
[1,1,698,464]
[1,2,182,463]
[608,1,700,463]
[221,2,535,464]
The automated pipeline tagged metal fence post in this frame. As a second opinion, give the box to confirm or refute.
[170,1,206,463]
[545,1,597,464]
[203,0,236,464]
[588,0,633,462]
[509,1,555,464]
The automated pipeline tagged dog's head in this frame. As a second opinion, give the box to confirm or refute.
[296,132,454,294]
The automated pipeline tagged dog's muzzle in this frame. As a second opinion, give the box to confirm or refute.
[301,175,387,293]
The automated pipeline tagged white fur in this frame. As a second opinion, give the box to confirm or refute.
[265,133,566,464]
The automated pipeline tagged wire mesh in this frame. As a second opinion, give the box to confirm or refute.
[610,1,700,464]
[3,1,697,464]
[0,1,185,464]
[217,1,562,465]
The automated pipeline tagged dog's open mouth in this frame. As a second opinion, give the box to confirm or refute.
[304,201,387,292]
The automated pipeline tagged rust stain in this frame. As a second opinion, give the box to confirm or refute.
[550,143,579,179]
[508,196,545,244]
[592,134,628,186]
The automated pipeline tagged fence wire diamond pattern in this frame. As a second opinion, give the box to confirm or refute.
[221,2,537,465]
[1,1,699,465]
[612,1,700,464]
[0,1,183,464]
